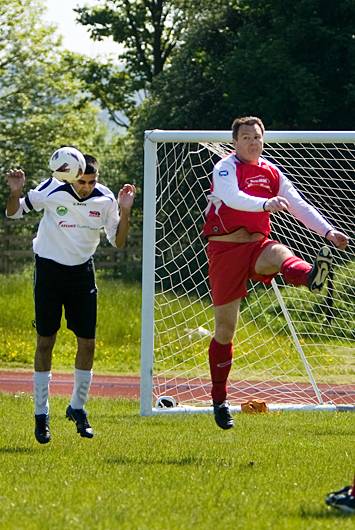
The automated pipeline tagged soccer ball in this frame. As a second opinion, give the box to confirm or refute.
[49,147,86,183]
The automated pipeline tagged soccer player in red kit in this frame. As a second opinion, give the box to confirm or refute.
[203,116,349,429]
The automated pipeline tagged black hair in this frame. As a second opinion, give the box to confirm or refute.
[84,153,99,175]
[60,144,79,149]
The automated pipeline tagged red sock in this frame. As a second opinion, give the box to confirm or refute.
[209,338,233,403]
[280,256,312,287]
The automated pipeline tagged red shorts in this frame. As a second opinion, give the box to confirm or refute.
[207,238,279,306]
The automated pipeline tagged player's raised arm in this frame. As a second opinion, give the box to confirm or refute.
[5,168,26,216]
[115,183,136,248]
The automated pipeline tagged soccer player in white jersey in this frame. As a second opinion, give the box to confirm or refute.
[203,116,349,430]
[5,149,136,443]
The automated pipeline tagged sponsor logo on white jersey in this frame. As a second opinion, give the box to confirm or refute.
[245,175,272,192]
[56,206,68,216]
[58,220,99,231]
[58,220,75,228]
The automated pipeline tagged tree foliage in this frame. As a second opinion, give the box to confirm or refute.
[74,0,355,132]
[75,0,193,83]
[74,0,223,126]
[0,0,110,210]
[222,0,355,129]
[63,54,135,128]
[134,0,355,131]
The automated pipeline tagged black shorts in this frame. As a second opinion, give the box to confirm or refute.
[34,255,97,338]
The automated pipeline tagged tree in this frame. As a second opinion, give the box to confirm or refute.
[74,0,216,127]
[222,0,355,129]
[0,0,111,210]
[75,0,193,83]
[136,0,355,130]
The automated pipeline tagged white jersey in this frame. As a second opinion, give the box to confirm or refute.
[6,178,120,265]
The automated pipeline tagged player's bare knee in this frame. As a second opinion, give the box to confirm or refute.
[34,334,56,371]
[255,243,293,274]
[75,353,95,370]
[214,324,235,344]
[75,337,95,370]
[35,334,56,355]
[34,348,53,371]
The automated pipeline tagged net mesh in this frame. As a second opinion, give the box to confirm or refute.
[151,139,354,408]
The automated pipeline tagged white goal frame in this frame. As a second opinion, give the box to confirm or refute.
[140,130,355,416]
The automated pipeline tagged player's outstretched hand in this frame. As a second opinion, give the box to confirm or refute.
[6,168,25,196]
[264,196,290,213]
[326,229,349,250]
[118,183,136,211]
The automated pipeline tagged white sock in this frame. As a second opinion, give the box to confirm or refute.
[70,369,93,409]
[33,371,51,416]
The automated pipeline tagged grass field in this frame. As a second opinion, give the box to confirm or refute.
[0,269,141,373]
[0,393,354,530]
[1,269,353,383]
[0,270,354,528]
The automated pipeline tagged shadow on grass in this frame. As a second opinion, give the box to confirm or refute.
[0,446,36,454]
[96,411,140,423]
[299,505,353,519]
[106,455,245,467]
[106,455,205,466]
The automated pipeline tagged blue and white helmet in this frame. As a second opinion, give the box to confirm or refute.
[49,146,86,183]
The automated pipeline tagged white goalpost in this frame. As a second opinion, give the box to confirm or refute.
[140,130,355,416]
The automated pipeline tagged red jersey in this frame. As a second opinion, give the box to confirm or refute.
[203,154,281,237]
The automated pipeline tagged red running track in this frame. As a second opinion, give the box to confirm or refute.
[1,371,354,405]
[0,370,140,399]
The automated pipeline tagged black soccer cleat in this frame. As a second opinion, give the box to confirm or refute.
[35,414,51,444]
[325,485,355,514]
[66,405,94,439]
[213,401,234,430]
[308,246,333,293]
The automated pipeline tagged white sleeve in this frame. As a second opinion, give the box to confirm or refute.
[210,159,266,212]
[279,175,333,237]
[24,188,46,212]
[103,198,120,247]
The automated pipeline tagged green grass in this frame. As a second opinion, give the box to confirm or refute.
[0,267,353,384]
[0,269,141,373]
[0,393,354,530]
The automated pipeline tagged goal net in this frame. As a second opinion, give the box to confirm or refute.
[140,130,354,415]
